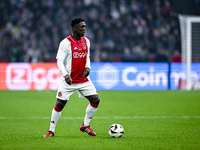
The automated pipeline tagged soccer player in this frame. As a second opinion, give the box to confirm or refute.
[44,17,100,137]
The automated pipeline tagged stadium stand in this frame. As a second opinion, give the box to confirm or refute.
[0,0,190,63]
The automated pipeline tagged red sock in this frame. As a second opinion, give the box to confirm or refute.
[90,102,99,108]
[54,105,63,112]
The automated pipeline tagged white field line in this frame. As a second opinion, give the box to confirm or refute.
[0,116,200,120]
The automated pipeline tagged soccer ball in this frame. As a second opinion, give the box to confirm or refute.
[108,123,124,138]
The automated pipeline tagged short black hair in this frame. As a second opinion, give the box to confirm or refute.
[71,17,84,27]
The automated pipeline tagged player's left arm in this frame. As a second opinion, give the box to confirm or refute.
[82,67,90,77]
[82,38,91,77]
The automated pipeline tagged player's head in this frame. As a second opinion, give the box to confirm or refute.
[71,17,85,27]
[71,17,86,38]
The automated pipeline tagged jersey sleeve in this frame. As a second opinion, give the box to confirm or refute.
[56,39,69,77]
[85,37,91,69]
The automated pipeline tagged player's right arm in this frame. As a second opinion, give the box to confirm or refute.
[56,39,72,85]
[64,74,72,85]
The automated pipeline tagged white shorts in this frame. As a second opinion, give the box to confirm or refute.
[56,79,98,101]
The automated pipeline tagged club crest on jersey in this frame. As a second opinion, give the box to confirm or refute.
[82,44,86,50]
[73,52,87,58]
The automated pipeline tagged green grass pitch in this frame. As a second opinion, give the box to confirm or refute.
[0,90,200,150]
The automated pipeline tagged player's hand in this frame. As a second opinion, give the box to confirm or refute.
[82,67,90,77]
[64,74,72,85]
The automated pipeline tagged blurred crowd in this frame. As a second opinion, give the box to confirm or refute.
[0,0,183,63]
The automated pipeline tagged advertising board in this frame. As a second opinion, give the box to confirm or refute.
[0,63,199,90]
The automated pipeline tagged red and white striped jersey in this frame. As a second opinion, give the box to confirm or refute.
[56,35,91,84]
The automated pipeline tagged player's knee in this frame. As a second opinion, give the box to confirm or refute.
[92,95,100,104]
[56,99,67,108]
[85,95,100,104]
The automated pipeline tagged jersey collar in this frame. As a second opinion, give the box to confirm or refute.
[69,34,84,43]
